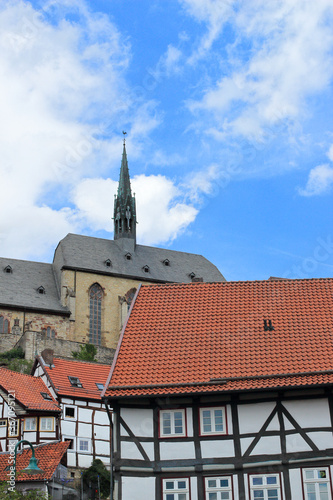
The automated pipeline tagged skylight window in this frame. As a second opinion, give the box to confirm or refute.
[68,376,83,388]
[96,383,104,390]
[40,392,52,400]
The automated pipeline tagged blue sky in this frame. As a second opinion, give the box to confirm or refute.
[1,0,333,281]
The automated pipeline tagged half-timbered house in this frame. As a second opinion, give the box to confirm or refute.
[32,351,111,475]
[102,278,333,500]
[0,367,60,452]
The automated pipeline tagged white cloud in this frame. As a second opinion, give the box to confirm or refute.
[72,175,198,246]
[186,0,333,139]
[0,0,161,260]
[298,164,333,197]
[327,144,333,162]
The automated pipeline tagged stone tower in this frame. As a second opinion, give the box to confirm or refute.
[113,137,137,242]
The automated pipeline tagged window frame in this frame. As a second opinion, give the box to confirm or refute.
[24,417,37,432]
[204,475,233,499]
[302,466,332,500]
[77,438,91,454]
[0,315,10,334]
[249,473,282,500]
[8,419,19,437]
[63,435,76,452]
[199,406,227,436]
[162,477,190,500]
[39,417,54,432]
[89,283,103,346]
[159,409,187,438]
[63,405,77,420]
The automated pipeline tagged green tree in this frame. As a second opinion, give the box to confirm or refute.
[72,343,97,362]
[82,459,110,499]
[0,482,49,498]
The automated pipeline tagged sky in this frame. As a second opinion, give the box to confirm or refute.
[0,0,333,282]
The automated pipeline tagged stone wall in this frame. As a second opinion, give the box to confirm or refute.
[17,330,115,364]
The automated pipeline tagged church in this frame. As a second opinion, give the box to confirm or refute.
[0,141,225,359]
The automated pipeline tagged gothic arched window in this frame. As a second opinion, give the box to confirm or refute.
[0,316,9,334]
[89,284,103,345]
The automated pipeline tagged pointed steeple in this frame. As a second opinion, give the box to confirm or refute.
[113,135,137,242]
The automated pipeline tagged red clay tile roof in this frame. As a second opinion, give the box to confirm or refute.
[0,368,60,412]
[0,441,69,482]
[41,357,110,400]
[103,279,333,398]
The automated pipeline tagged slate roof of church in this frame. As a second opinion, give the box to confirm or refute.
[0,368,60,413]
[54,233,225,283]
[103,278,333,398]
[0,257,68,314]
[0,441,69,482]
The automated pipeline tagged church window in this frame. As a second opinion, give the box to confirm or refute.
[4,265,12,274]
[125,288,137,310]
[89,283,103,346]
[46,327,56,339]
[0,316,9,334]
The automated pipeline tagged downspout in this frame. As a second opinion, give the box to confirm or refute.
[103,397,114,500]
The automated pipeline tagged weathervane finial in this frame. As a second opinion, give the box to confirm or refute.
[122,130,127,145]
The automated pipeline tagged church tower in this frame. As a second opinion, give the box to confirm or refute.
[113,136,137,242]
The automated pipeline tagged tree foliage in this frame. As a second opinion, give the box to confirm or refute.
[72,343,97,362]
[0,482,49,498]
[82,459,110,499]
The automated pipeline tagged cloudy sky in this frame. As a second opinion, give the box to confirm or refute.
[1,0,333,281]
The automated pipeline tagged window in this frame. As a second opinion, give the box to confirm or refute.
[89,283,103,345]
[4,265,12,273]
[163,478,189,500]
[40,417,54,432]
[142,265,149,273]
[205,476,232,500]
[8,419,19,437]
[24,418,37,431]
[46,327,56,339]
[63,437,75,451]
[105,259,112,267]
[249,474,281,500]
[64,405,76,419]
[200,407,226,436]
[40,392,52,401]
[96,383,104,390]
[125,253,132,260]
[68,376,83,388]
[37,286,46,294]
[160,409,186,437]
[303,467,332,500]
[163,259,170,266]
[0,419,6,426]
[0,316,9,334]
[78,438,90,453]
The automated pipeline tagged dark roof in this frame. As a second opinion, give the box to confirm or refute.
[0,257,68,314]
[54,233,225,283]
[103,278,333,398]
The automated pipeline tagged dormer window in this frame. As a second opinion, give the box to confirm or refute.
[125,253,132,261]
[163,259,170,267]
[189,272,196,279]
[142,265,149,273]
[4,265,12,274]
[37,286,46,295]
[40,392,52,400]
[68,376,83,388]
[105,259,112,268]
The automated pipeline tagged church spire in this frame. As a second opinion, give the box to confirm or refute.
[113,134,137,242]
